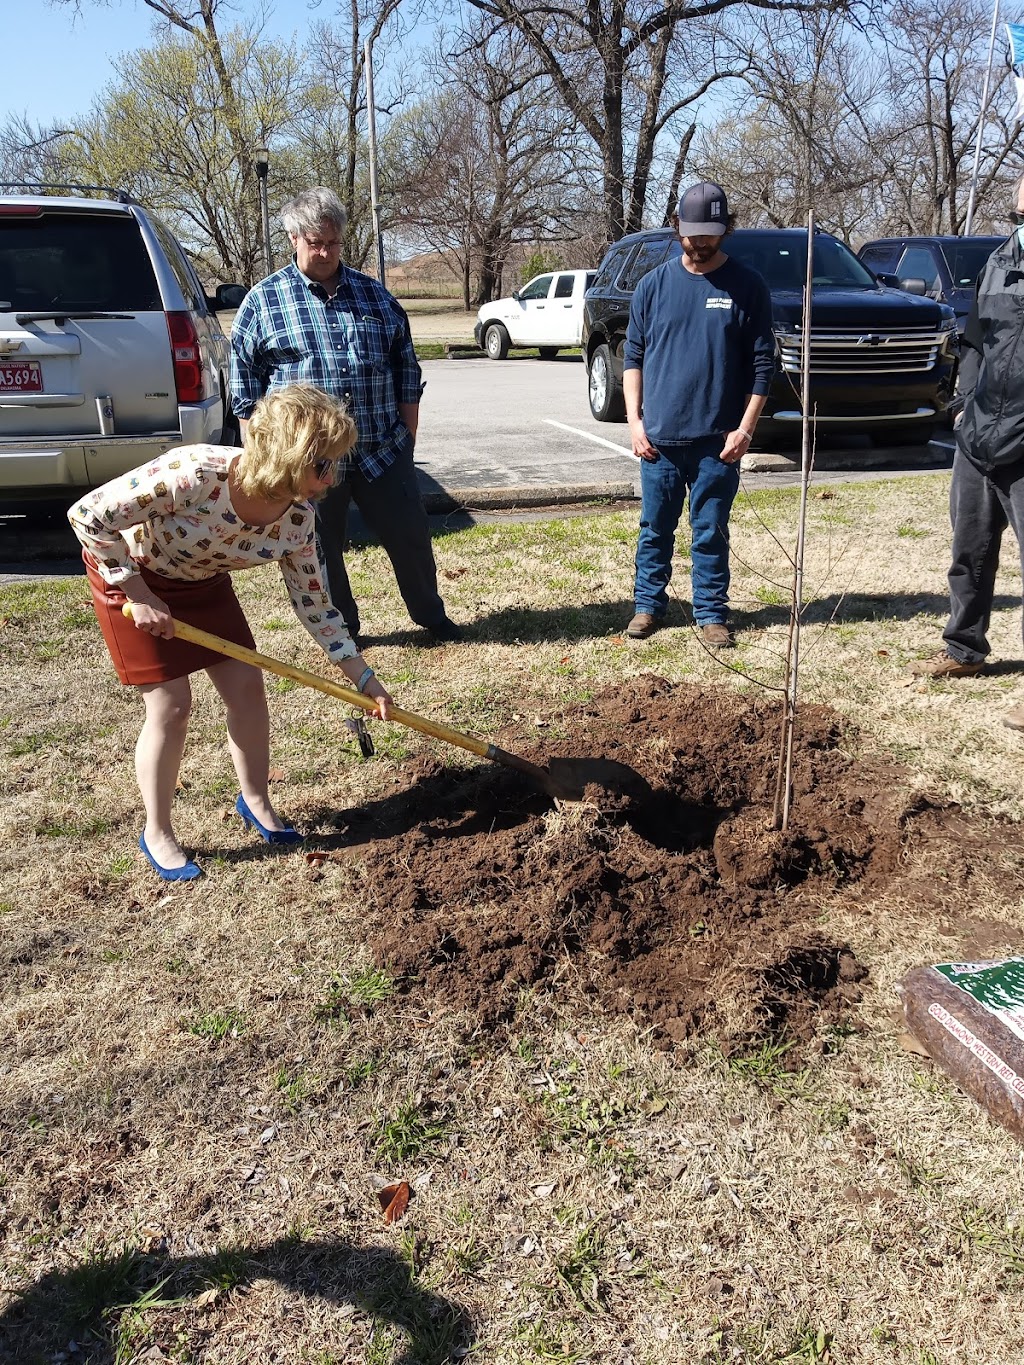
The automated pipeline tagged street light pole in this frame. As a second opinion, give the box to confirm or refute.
[255,146,272,277]
[364,39,386,287]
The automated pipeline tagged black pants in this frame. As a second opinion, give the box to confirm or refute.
[315,446,445,637]
[943,447,1024,663]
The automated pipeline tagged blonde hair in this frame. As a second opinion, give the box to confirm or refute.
[239,384,357,498]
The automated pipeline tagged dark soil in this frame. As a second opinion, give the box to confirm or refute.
[328,678,1007,1051]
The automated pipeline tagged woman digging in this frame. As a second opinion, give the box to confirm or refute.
[68,382,393,882]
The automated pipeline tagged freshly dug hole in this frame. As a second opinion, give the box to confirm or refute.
[344,678,906,1050]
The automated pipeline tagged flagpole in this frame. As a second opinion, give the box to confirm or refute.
[966,0,1001,234]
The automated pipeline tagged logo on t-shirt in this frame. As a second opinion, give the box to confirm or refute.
[706,297,731,309]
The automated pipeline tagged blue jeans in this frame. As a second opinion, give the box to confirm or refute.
[633,436,740,622]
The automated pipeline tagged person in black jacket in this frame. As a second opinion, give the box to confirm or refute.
[909,180,1024,728]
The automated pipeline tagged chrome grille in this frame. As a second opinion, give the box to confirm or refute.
[777,327,946,375]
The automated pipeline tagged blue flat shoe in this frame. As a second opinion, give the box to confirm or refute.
[139,832,203,882]
[235,794,305,846]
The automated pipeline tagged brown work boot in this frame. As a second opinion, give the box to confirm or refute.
[701,623,733,649]
[907,650,983,678]
[626,612,661,639]
[1003,706,1024,732]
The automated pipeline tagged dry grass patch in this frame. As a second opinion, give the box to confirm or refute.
[2,473,1024,1364]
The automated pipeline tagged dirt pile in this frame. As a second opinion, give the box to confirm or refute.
[341,678,909,1049]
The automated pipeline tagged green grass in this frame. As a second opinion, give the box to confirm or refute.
[375,1100,448,1164]
[185,1008,244,1040]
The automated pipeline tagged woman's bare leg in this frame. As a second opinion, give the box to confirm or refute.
[207,657,288,831]
[137,677,193,868]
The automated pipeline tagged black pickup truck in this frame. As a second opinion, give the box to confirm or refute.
[582,226,958,444]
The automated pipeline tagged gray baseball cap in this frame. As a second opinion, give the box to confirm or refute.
[676,182,729,236]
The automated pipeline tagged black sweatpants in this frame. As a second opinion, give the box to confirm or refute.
[314,446,445,637]
[943,446,1024,663]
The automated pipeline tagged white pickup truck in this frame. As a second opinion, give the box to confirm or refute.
[474,269,596,359]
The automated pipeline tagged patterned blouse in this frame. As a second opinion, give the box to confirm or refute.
[68,444,358,662]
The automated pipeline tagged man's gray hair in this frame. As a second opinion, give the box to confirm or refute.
[281,187,347,238]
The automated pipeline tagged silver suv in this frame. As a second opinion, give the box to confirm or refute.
[0,186,245,507]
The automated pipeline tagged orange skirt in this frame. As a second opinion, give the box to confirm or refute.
[84,552,256,685]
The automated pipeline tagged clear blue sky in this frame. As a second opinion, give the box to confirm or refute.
[5,1,329,125]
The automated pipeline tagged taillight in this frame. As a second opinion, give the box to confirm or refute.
[165,311,204,403]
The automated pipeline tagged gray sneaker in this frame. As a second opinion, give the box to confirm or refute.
[907,650,983,678]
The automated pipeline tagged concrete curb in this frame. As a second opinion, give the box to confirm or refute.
[419,481,637,512]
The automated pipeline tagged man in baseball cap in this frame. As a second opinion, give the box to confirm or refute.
[676,181,730,237]
[622,181,775,646]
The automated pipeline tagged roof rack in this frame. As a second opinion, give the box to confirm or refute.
[0,182,136,204]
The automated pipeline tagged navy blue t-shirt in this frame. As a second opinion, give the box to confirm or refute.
[623,253,776,444]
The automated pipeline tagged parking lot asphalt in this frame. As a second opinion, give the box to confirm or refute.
[1,355,954,577]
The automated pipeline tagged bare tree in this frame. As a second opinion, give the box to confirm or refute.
[862,0,1022,234]
[386,25,592,305]
[462,0,848,244]
[695,8,879,239]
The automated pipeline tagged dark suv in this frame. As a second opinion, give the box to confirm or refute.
[857,235,1004,335]
[583,227,958,443]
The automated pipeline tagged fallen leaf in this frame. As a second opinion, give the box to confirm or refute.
[530,1182,556,1198]
[609,635,625,645]
[818,489,837,499]
[305,851,326,867]
[898,1031,931,1058]
[377,1180,412,1224]
[268,766,286,783]
[876,649,889,658]
[560,656,571,665]
[442,567,468,579]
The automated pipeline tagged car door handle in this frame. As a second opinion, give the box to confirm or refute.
[536,305,545,309]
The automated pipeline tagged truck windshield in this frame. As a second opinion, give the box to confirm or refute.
[941,240,1001,289]
[727,233,878,291]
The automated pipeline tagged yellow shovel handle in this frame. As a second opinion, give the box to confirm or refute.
[120,603,494,761]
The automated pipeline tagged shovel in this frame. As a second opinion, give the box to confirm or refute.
[120,606,639,803]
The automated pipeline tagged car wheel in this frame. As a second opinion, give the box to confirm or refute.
[588,343,625,421]
[484,323,510,360]
[538,347,559,360]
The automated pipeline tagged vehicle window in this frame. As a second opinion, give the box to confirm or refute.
[585,271,597,291]
[859,245,900,274]
[0,212,162,312]
[897,246,940,290]
[592,245,632,289]
[150,216,201,309]
[553,273,575,299]
[941,240,1001,289]
[518,274,553,301]
[619,238,675,290]
[727,233,878,291]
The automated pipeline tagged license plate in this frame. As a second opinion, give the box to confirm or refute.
[0,360,42,393]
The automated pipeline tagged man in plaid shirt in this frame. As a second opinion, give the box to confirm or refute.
[230,186,461,643]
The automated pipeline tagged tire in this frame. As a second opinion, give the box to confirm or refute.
[538,346,559,360]
[484,323,510,360]
[588,342,625,421]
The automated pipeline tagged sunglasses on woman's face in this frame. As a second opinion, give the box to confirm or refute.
[312,456,339,483]
[1012,210,1024,225]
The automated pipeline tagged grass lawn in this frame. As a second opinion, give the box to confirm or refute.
[2,473,1024,1364]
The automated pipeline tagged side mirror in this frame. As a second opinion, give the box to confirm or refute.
[511,290,521,301]
[898,277,928,296]
[876,273,900,288]
[212,283,247,311]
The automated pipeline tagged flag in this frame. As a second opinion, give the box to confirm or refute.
[1007,23,1024,123]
